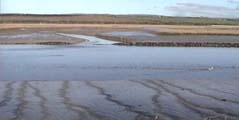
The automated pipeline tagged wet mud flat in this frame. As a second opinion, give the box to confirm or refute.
[0,31,85,45]
[1,24,239,47]
[97,31,239,47]
[0,80,239,120]
[0,25,239,120]
[0,45,239,120]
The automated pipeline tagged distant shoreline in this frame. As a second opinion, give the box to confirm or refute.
[0,24,239,47]
[1,24,239,35]
[0,14,239,25]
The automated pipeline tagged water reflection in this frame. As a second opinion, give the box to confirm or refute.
[0,44,238,81]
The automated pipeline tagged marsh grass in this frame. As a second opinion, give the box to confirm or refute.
[0,14,239,25]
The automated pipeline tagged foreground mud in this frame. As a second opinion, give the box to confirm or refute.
[0,80,238,120]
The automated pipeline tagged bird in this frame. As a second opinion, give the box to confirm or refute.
[208,66,214,71]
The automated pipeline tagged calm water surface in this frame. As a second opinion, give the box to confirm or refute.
[0,35,239,81]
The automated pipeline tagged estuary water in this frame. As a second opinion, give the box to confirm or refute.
[0,34,239,81]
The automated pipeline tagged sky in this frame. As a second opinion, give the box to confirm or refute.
[1,0,239,18]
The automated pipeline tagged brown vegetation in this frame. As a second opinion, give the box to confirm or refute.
[150,25,239,35]
[1,14,239,25]
[1,24,239,47]
[1,24,239,35]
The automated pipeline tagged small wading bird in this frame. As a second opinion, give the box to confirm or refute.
[208,66,214,71]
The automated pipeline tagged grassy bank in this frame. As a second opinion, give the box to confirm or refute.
[1,24,239,35]
[1,14,239,25]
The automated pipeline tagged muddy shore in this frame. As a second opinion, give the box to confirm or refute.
[0,80,238,120]
[1,42,239,120]
[97,34,239,48]
[0,31,85,45]
[1,24,239,120]
[0,24,239,47]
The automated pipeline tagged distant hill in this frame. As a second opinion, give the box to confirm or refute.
[0,14,239,25]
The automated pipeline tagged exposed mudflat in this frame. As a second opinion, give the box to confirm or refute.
[102,31,239,43]
[0,31,84,44]
[98,31,239,47]
[1,25,239,120]
[1,25,239,47]
[0,43,239,120]
[0,80,238,120]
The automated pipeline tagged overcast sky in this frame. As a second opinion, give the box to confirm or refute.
[1,0,239,18]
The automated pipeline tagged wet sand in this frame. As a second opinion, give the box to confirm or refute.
[0,80,238,120]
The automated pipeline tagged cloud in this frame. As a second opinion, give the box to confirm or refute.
[228,0,239,3]
[166,3,239,18]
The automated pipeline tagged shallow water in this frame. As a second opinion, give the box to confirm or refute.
[0,32,72,40]
[103,31,157,37]
[0,43,239,81]
[58,33,119,45]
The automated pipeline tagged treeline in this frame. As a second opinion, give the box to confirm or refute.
[0,14,239,25]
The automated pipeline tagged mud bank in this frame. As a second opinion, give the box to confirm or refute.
[0,80,238,120]
[116,41,239,48]
[0,32,85,45]
[1,25,239,47]
[97,33,239,48]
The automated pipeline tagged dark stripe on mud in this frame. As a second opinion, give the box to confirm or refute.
[159,80,239,104]
[85,81,155,120]
[11,81,28,120]
[130,80,184,120]
[204,86,239,98]
[0,82,15,107]
[27,83,50,120]
[59,81,107,120]
[132,80,212,119]
[149,80,239,119]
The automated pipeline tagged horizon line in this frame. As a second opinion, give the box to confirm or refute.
[0,13,238,19]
